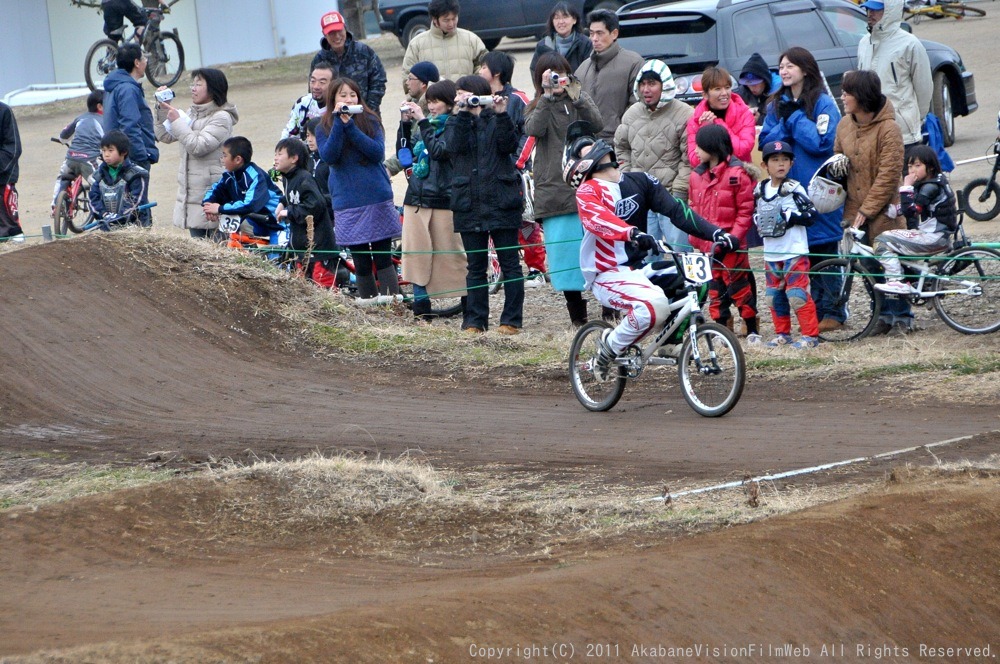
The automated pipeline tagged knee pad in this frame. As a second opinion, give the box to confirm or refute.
[788,288,808,310]
[651,296,671,325]
[765,289,779,310]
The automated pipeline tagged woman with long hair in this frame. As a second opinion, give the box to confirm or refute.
[154,68,238,238]
[529,2,593,75]
[759,46,843,332]
[524,51,602,326]
[316,77,402,299]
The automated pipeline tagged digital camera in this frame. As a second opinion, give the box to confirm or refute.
[549,73,570,87]
[467,95,494,108]
[338,104,364,115]
[154,88,175,104]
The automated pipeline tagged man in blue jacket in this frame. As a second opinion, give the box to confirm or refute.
[103,43,159,172]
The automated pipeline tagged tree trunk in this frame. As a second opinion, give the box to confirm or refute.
[341,0,366,38]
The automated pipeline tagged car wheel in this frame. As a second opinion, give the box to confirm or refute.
[481,37,501,50]
[401,15,430,48]
[932,71,955,147]
[589,0,625,10]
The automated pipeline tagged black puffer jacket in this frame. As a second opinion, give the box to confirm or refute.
[310,33,387,113]
[280,165,336,260]
[442,109,522,233]
[402,118,453,209]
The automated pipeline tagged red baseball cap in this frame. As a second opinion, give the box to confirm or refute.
[320,11,345,35]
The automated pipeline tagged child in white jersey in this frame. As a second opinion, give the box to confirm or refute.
[753,141,819,348]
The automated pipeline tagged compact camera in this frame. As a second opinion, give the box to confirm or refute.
[549,73,570,87]
[338,104,364,115]
[466,95,494,108]
[154,88,175,104]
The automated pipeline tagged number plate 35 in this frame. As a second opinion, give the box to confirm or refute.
[680,253,712,284]
[218,214,241,235]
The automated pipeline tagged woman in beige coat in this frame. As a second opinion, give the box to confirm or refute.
[154,68,238,238]
[834,69,912,334]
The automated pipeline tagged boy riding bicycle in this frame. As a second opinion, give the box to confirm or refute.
[52,90,104,209]
[101,0,168,41]
[565,127,738,378]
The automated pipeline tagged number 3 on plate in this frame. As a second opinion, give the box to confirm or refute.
[681,253,711,284]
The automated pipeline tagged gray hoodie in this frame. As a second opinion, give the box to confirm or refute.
[857,0,932,145]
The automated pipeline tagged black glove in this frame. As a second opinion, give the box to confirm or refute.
[631,229,658,253]
[777,98,801,121]
[713,229,740,255]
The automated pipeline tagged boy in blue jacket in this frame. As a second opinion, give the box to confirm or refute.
[89,130,151,227]
[202,136,282,237]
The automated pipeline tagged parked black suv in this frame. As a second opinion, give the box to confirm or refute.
[378,0,623,51]
[616,0,976,145]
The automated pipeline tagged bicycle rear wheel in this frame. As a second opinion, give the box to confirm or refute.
[677,322,745,417]
[85,39,120,91]
[65,186,93,234]
[932,247,1000,334]
[569,321,627,412]
[812,258,883,341]
[146,32,185,88]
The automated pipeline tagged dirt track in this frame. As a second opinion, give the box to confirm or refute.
[2,18,1000,662]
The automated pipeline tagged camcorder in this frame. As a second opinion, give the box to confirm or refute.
[461,95,494,108]
[337,104,364,115]
[154,88,175,104]
[549,73,570,87]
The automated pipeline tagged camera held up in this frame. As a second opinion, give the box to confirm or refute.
[338,104,364,115]
[549,73,570,87]
[154,88,175,104]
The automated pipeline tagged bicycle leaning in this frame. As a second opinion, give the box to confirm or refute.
[83,0,185,92]
[568,242,746,416]
[810,220,1000,340]
[902,0,986,22]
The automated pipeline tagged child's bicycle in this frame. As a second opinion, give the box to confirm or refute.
[902,0,986,22]
[81,0,185,91]
[568,242,746,416]
[810,219,1000,340]
[50,137,97,237]
[961,136,1000,222]
[65,202,157,233]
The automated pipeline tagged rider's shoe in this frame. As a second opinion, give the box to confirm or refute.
[745,333,764,346]
[593,329,617,381]
[875,279,916,295]
[765,333,793,347]
[791,335,819,349]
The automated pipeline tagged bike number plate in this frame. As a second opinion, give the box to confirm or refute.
[680,253,712,284]
[218,214,241,235]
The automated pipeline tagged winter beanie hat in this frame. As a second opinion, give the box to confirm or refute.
[409,61,440,85]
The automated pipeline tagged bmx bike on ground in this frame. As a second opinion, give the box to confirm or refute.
[84,0,185,92]
[568,242,746,416]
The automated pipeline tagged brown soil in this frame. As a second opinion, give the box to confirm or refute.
[4,24,1000,661]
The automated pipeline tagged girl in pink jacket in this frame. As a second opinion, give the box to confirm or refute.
[686,66,757,167]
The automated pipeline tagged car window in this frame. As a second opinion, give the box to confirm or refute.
[618,15,718,63]
[773,9,836,51]
[733,7,779,57]
[819,6,869,49]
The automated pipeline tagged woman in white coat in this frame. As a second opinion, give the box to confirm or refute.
[155,68,238,238]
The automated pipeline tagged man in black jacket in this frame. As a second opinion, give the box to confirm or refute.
[310,11,387,113]
[0,101,23,241]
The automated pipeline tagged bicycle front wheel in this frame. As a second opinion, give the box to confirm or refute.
[146,32,185,88]
[569,321,626,412]
[677,322,744,418]
[933,247,1000,334]
[962,179,1000,222]
[812,258,883,341]
[53,192,72,237]
[85,39,119,91]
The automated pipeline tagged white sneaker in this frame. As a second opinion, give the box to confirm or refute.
[746,333,764,346]
[875,279,915,295]
[523,270,545,288]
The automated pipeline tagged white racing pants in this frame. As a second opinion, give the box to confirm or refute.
[590,268,671,354]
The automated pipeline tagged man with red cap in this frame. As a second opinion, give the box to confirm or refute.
[311,10,387,113]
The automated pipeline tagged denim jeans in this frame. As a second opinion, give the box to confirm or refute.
[649,212,693,252]
[460,228,524,330]
[809,240,847,324]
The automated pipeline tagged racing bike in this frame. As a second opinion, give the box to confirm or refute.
[83,0,185,91]
[569,243,746,416]
[961,137,1000,222]
[50,138,96,237]
[902,0,986,22]
[810,222,1000,340]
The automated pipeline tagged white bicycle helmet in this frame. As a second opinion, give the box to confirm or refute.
[808,154,849,213]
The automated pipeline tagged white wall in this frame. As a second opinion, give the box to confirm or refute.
[0,0,55,96]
